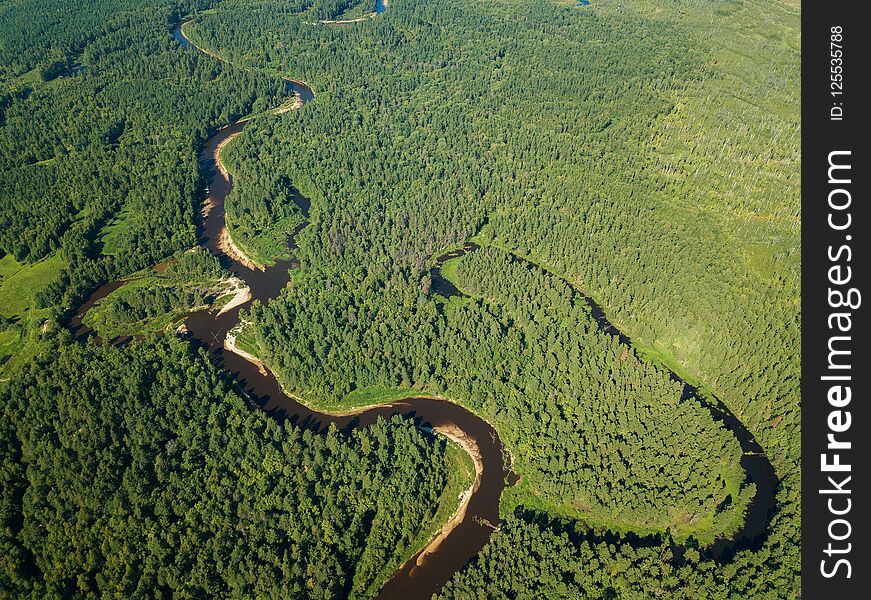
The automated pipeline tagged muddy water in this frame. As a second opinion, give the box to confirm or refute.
[163,92,514,599]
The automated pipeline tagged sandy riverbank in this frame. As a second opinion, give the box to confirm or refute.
[223,332,407,417]
[224,327,268,375]
[411,423,484,570]
[211,130,265,272]
[218,226,263,271]
[216,276,251,315]
[319,13,377,24]
[274,95,304,114]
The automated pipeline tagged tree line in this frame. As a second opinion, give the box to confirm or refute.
[0,0,799,595]
[0,337,454,598]
[0,0,289,315]
[191,0,799,591]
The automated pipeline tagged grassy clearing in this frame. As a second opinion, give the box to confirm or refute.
[1,66,40,94]
[437,256,461,288]
[338,385,430,410]
[499,476,668,538]
[98,204,133,256]
[0,253,64,319]
[433,252,480,308]
[32,156,57,167]
[0,255,23,279]
[469,222,494,244]
[500,462,745,546]
[0,329,21,364]
[232,322,261,356]
[0,253,65,377]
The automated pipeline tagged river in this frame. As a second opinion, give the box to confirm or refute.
[69,9,778,598]
[57,16,513,599]
[185,111,517,599]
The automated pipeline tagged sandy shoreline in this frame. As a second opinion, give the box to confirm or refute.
[274,95,304,114]
[411,423,483,570]
[215,276,252,315]
[223,333,405,417]
[211,130,266,272]
[218,226,263,271]
[182,19,308,274]
[224,326,268,375]
[319,13,377,24]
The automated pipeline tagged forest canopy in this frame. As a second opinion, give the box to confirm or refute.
[0,0,799,597]
[0,338,458,598]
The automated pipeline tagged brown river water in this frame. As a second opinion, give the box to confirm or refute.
[67,12,779,599]
[186,112,515,599]
[70,68,515,596]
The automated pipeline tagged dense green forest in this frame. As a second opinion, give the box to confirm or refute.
[0,0,799,596]
[247,242,751,541]
[185,0,799,593]
[188,0,798,467]
[222,155,308,265]
[0,0,289,371]
[0,338,463,598]
[81,248,239,339]
[437,500,800,599]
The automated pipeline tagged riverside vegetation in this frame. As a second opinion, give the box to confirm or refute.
[0,0,799,597]
[0,338,467,598]
[0,0,288,371]
[79,248,243,340]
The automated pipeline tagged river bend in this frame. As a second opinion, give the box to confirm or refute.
[69,7,779,598]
